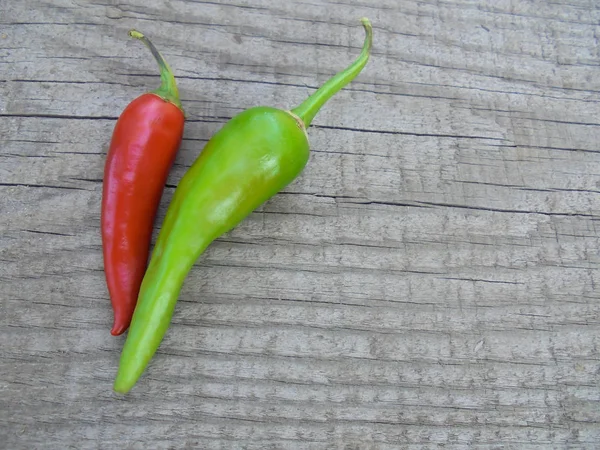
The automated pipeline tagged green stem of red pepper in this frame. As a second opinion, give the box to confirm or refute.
[128,30,182,110]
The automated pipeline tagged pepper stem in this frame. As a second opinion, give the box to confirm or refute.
[291,18,372,128]
[128,30,183,111]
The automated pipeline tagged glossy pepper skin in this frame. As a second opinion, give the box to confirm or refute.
[102,31,184,336]
[114,18,373,393]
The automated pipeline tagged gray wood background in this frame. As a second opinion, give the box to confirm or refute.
[2,0,599,448]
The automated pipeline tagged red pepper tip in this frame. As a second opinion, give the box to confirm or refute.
[110,322,128,336]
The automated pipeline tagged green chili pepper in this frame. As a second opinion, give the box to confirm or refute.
[114,18,373,393]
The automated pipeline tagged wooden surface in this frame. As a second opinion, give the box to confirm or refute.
[2,0,600,448]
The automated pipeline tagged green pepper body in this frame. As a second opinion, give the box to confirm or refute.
[114,18,373,393]
[114,108,309,391]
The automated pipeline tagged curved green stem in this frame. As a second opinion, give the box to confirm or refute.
[291,18,372,128]
[129,30,183,111]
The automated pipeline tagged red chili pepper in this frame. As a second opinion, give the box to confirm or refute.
[101,30,184,336]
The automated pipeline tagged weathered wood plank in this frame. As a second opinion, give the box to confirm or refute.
[1,0,599,448]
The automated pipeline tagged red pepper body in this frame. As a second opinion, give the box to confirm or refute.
[102,93,184,335]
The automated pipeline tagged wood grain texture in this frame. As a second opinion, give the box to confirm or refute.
[1,0,599,448]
